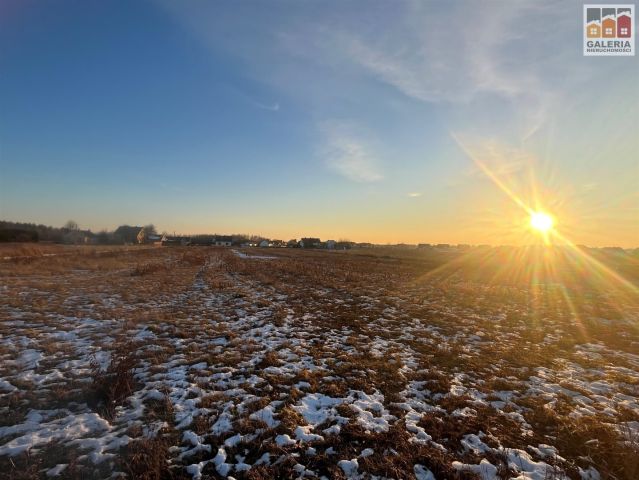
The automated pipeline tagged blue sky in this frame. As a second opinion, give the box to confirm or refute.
[0,0,637,245]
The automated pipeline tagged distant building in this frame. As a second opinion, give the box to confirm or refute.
[326,240,336,250]
[300,237,321,248]
[258,240,270,248]
[214,235,232,247]
[190,235,214,246]
[137,228,162,245]
[335,241,353,250]
[161,235,189,246]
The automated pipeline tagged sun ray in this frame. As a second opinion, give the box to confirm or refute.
[451,132,639,308]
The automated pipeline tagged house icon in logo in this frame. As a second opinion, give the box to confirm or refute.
[586,8,602,37]
[617,7,632,37]
[602,8,616,37]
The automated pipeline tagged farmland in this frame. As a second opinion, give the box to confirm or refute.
[0,245,638,479]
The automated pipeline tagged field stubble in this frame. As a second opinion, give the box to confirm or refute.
[0,245,638,479]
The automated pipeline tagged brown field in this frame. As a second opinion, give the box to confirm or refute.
[0,246,638,479]
[0,243,151,259]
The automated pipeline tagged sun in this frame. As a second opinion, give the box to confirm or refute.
[529,212,554,233]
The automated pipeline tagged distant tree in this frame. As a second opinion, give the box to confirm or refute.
[232,234,250,245]
[335,240,353,250]
[143,224,157,235]
[300,237,321,248]
[0,220,101,244]
[63,230,84,244]
[191,234,214,246]
[96,230,111,245]
[0,229,38,242]
[64,220,79,231]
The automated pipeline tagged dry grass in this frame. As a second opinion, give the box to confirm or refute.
[1,245,638,479]
[118,435,181,480]
[88,342,138,421]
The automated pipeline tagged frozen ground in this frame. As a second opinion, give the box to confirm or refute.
[0,246,637,479]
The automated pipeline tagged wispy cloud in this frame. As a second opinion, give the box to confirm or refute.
[407,192,422,198]
[156,0,591,141]
[320,121,383,183]
[457,136,534,179]
[321,1,589,140]
[253,101,280,112]
[452,134,537,179]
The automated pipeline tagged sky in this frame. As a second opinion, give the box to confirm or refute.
[0,0,637,246]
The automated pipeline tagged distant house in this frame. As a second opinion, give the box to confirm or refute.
[190,235,214,246]
[137,228,162,245]
[214,235,232,247]
[258,240,270,248]
[326,240,336,250]
[161,235,189,246]
[300,237,321,248]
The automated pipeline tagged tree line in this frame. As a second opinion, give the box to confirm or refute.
[0,220,157,245]
[0,221,294,247]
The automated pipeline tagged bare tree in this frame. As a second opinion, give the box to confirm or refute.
[64,220,79,231]
[143,224,157,235]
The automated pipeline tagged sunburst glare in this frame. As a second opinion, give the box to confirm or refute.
[529,212,554,233]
